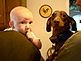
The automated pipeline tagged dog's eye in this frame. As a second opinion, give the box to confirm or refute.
[52,13,56,17]
[63,15,66,17]
[52,17,54,20]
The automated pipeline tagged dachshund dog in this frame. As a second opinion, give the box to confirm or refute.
[46,10,77,61]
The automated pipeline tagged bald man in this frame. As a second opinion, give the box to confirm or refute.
[7,6,42,49]
[2,6,44,61]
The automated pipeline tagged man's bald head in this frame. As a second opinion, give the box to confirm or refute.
[10,6,33,22]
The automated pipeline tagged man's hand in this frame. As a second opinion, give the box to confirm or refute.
[26,29,42,49]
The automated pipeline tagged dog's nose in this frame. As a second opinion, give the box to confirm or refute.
[54,21,59,24]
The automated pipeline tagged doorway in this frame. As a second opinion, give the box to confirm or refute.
[69,0,81,31]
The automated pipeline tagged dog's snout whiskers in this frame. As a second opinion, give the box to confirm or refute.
[54,21,59,25]
[54,21,59,23]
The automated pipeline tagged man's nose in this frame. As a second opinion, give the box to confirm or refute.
[25,24,30,31]
[26,23,30,28]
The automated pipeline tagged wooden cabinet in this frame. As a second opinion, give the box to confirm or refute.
[0,0,6,30]
[0,0,26,30]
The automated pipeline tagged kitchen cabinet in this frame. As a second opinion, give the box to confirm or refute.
[0,0,26,30]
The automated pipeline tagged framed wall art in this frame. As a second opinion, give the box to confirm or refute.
[39,4,52,18]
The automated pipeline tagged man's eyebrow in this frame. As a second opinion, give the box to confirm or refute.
[24,18,33,21]
[24,18,29,20]
[29,21,33,24]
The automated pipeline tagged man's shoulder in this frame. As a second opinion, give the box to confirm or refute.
[55,31,81,61]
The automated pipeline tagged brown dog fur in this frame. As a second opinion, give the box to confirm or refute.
[46,10,77,61]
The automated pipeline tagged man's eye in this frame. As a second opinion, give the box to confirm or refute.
[29,22,32,24]
[20,22,25,24]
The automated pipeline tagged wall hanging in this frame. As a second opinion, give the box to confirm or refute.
[39,4,52,18]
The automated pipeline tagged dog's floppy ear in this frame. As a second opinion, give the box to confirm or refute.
[46,17,52,32]
[68,16,77,31]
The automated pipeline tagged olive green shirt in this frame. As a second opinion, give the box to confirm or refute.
[55,31,81,61]
[0,30,41,61]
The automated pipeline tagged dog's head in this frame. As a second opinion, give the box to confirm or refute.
[46,10,77,33]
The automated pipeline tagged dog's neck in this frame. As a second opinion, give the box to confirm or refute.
[50,29,73,43]
[52,28,64,37]
[52,27,71,37]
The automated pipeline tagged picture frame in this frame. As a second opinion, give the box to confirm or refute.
[39,4,52,18]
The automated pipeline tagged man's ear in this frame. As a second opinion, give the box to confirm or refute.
[9,20,14,28]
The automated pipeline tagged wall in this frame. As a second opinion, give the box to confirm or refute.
[27,0,69,60]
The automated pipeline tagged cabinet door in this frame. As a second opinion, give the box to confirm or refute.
[0,0,26,30]
[0,0,6,30]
